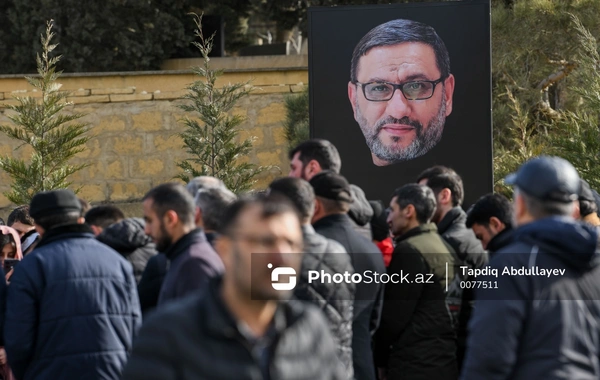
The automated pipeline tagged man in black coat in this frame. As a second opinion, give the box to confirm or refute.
[462,156,600,380]
[269,177,355,378]
[122,194,345,380]
[376,184,457,380]
[310,171,385,380]
[142,183,224,305]
[4,189,141,380]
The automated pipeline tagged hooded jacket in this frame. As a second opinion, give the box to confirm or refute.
[348,184,374,240]
[97,218,157,283]
[462,217,600,380]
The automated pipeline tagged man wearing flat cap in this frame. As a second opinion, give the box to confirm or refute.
[462,156,600,380]
[309,171,385,380]
[3,189,141,380]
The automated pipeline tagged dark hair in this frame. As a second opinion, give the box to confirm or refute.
[85,205,125,228]
[268,177,315,221]
[143,183,196,226]
[350,18,451,83]
[392,184,437,224]
[417,165,464,207]
[0,233,15,250]
[36,211,81,231]
[289,139,342,174]
[580,199,598,218]
[466,193,513,229]
[7,205,34,227]
[219,193,301,236]
[195,187,237,231]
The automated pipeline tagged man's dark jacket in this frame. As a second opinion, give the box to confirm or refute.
[438,207,486,370]
[313,213,385,380]
[158,228,224,305]
[438,207,486,269]
[462,217,600,380]
[486,227,514,255]
[97,217,157,283]
[137,253,168,316]
[294,225,355,379]
[4,224,141,380]
[457,226,515,367]
[122,279,346,380]
[375,224,458,380]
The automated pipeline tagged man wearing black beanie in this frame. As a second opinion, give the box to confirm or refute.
[3,189,141,380]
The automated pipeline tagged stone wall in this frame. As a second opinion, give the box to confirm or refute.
[0,57,308,213]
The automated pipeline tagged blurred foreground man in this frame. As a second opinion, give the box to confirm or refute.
[462,156,600,380]
[123,195,345,380]
[4,189,141,380]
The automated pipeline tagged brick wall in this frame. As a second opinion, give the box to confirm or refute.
[0,59,308,212]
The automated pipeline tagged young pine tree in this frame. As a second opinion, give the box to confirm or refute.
[0,20,91,204]
[177,13,265,193]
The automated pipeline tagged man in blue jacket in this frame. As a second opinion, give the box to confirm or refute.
[462,156,600,380]
[4,189,142,380]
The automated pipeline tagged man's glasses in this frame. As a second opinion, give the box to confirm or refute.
[354,77,446,101]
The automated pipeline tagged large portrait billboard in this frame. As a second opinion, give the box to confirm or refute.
[308,0,492,206]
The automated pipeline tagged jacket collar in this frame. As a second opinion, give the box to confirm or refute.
[394,223,438,244]
[301,224,316,237]
[312,213,353,229]
[203,278,290,341]
[35,223,95,249]
[163,228,206,260]
[486,227,514,254]
[437,206,466,235]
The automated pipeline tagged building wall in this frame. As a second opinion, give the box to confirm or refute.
[0,57,308,212]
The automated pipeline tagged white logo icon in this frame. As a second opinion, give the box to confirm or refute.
[268,263,297,290]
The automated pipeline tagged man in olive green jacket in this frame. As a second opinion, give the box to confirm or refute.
[375,183,457,380]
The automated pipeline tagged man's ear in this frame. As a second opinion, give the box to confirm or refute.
[573,200,581,220]
[488,216,504,232]
[305,159,322,178]
[348,81,358,120]
[404,204,416,220]
[312,199,323,223]
[90,225,103,236]
[443,74,455,117]
[163,210,179,230]
[438,188,452,206]
[194,206,203,226]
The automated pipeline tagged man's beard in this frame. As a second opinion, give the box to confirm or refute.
[155,222,173,252]
[356,94,446,163]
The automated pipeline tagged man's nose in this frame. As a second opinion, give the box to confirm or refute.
[385,88,412,120]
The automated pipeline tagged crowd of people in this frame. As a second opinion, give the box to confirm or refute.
[0,138,598,380]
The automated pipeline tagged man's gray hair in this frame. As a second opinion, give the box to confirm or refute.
[186,176,226,198]
[516,187,575,220]
[195,187,237,231]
